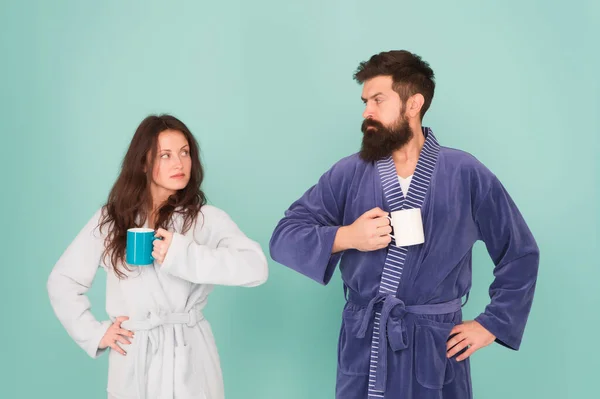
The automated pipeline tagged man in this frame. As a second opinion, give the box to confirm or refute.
[269,50,539,399]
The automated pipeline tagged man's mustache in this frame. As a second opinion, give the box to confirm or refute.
[361,119,385,133]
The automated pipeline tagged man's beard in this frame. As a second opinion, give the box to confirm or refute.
[359,114,413,162]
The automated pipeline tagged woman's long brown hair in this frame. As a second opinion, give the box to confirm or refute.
[98,114,207,278]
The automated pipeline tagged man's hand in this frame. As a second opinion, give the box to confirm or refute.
[446,320,496,361]
[333,207,391,253]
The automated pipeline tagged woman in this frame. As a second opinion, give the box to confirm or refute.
[47,114,268,399]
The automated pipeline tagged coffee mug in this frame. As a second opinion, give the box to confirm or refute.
[126,228,158,266]
[387,208,425,247]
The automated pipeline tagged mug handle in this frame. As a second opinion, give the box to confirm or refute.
[386,216,396,240]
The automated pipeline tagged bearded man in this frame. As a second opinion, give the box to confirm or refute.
[269,50,539,399]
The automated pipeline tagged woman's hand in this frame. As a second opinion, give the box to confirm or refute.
[153,228,174,264]
[99,316,134,356]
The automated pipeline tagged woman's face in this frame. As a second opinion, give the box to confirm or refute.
[149,129,192,201]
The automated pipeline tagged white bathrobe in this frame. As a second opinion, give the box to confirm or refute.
[47,205,269,399]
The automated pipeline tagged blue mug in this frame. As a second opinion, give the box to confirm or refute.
[126,228,157,266]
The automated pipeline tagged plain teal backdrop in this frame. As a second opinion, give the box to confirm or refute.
[1,1,598,398]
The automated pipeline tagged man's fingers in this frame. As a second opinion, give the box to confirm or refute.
[377,225,392,235]
[375,216,391,228]
[379,235,392,244]
[456,344,478,362]
[364,207,388,219]
[374,236,392,249]
[446,332,467,351]
[447,338,470,359]
[449,323,465,336]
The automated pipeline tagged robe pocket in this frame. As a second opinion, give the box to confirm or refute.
[338,307,370,376]
[107,345,137,397]
[174,344,206,398]
[414,318,456,389]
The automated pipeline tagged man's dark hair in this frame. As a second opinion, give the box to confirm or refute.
[354,50,435,120]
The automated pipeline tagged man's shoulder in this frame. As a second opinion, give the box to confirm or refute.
[332,152,364,168]
[439,146,494,176]
[326,152,369,177]
[314,152,371,189]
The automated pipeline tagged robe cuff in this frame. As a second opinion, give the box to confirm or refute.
[86,320,112,359]
[475,313,521,351]
[159,232,189,277]
[315,225,342,285]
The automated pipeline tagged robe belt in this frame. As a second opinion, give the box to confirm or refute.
[348,293,462,392]
[122,307,205,399]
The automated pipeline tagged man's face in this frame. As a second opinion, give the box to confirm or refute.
[359,76,413,162]
[361,75,402,127]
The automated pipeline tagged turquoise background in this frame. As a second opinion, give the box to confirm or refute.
[1,1,598,398]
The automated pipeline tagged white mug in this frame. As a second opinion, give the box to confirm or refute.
[387,208,425,247]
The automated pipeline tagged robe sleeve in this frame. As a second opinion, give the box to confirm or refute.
[269,165,344,285]
[474,175,540,350]
[47,208,112,359]
[160,206,268,287]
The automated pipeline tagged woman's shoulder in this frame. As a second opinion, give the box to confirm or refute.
[194,205,235,228]
[173,204,233,233]
[88,206,108,234]
[199,204,229,217]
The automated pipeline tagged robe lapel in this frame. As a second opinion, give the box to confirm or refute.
[366,127,441,397]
